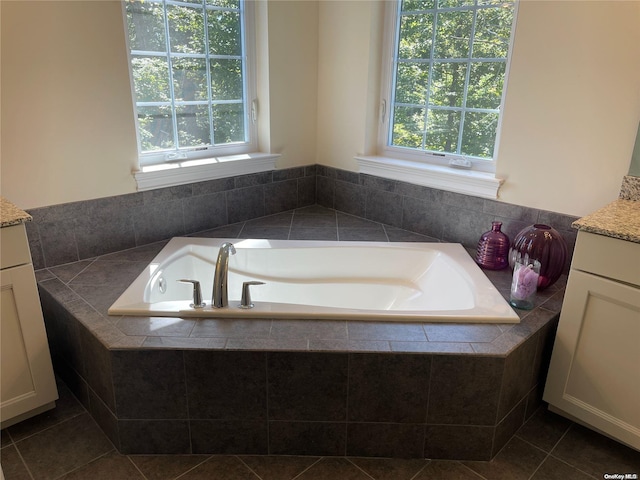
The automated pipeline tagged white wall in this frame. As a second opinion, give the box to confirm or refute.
[1,1,139,209]
[2,0,639,216]
[315,0,640,217]
[495,0,640,215]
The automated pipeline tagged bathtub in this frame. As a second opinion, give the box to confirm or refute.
[108,237,519,323]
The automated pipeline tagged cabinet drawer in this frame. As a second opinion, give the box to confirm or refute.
[0,223,32,270]
[571,231,640,286]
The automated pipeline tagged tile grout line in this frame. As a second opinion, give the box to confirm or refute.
[51,449,117,480]
[344,458,376,480]
[290,456,325,480]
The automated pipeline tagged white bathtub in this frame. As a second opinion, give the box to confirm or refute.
[108,238,519,323]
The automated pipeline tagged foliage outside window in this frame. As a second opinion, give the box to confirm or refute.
[385,0,515,167]
[125,0,255,165]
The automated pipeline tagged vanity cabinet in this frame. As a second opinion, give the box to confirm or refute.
[1,222,57,427]
[544,230,640,450]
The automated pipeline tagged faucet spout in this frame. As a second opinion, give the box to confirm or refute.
[212,242,236,308]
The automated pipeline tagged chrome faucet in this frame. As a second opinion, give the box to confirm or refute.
[212,242,236,308]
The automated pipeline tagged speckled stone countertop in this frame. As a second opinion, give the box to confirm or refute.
[0,196,32,227]
[572,176,640,243]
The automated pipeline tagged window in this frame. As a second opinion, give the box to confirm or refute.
[380,0,516,173]
[124,0,257,166]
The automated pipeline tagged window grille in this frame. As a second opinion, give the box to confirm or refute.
[125,0,255,164]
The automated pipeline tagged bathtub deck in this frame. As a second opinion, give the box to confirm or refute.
[36,207,565,460]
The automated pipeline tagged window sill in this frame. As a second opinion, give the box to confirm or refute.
[133,153,281,191]
[355,155,504,199]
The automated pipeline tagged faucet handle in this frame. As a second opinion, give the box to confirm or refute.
[240,281,265,309]
[178,279,206,308]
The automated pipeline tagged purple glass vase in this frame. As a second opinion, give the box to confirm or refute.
[476,221,510,270]
[508,224,568,290]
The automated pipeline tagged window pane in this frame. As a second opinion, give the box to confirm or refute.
[172,57,208,101]
[461,111,498,158]
[434,10,472,59]
[429,62,466,107]
[126,1,166,52]
[437,0,474,8]
[395,62,429,105]
[167,4,205,54]
[131,56,170,102]
[137,106,174,151]
[206,0,239,8]
[177,104,211,147]
[207,9,241,56]
[466,61,505,109]
[213,103,245,144]
[425,109,460,153]
[210,59,243,100]
[402,0,435,11]
[392,106,425,148]
[473,6,513,58]
[398,14,434,59]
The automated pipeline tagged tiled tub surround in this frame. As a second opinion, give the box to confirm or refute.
[36,207,565,461]
[28,166,577,460]
[24,165,580,272]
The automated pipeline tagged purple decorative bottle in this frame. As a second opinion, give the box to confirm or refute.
[508,224,568,290]
[476,221,510,270]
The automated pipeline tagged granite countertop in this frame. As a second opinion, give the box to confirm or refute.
[0,196,32,227]
[572,199,640,244]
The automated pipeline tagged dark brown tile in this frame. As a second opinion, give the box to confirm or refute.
[309,339,391,352]
[347,423,425,458]
[226,338,309,351]
[116,316,196,337]
[348,322,427,342]
[59,451,144,479]
[551,424,640,478]
[190,318,272,338]
[112,350,187,419]
[339,228,388,241]
[493,399,527,457]
[0,429,12,448]
[413,460,485,479]
[497,334,538,420]
[179,456,260,479]
[424,425,494,461]
[348,353,430,423]
[515,407,572,453]
[49,260,94,283]
[239,455,321,480]
[13,413,114,480]
[129,454,211,480]
[190,419,268,454]
[7,383,83,442]
[427,355,504,426]
[463,436,547,480]
[530,456,594,480]
[118,420,190,454]
[423,324,502,343]
[289,228,338,241]
[240,225,291,239]
[270,319,348,340]
[295,457,371,480]
[185,351,267,420]
[348,457,429,480]
[268,421,346,456]
[0,445,31,480]
[268,352,348,421]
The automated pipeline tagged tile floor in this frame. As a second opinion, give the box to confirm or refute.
[2,377,639,480]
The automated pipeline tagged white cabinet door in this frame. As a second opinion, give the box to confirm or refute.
[1,264,57,425]
[544,269,640,450]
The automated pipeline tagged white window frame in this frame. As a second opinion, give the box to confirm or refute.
[357,0,518,199]
[124,0,278,190]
